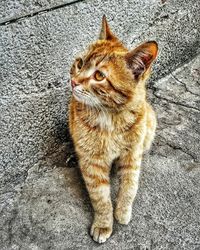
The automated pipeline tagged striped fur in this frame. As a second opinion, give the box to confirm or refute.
[69,16,158,243]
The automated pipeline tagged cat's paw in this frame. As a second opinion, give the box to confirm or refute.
[115,206,132,225]
[90,224,112,243]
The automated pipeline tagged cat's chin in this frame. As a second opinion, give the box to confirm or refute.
[72,86,101,108]
[73,92,84,103]
[73,92,95,107]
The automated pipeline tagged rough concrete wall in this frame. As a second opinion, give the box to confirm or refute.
[0,1,200,249]
[0,0,76,23]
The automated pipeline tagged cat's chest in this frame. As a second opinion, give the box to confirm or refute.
[74,109,136,159]
[95,112,114,132]
[95,111,135,132]
[107,133,123,159]
[96,113,136,160]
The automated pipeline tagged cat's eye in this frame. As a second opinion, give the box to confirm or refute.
[94,70,105,81]
[77,58,83,70]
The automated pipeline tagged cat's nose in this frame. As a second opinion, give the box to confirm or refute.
[71,79,78,88]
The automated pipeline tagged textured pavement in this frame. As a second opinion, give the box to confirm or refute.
[0,0,200,249]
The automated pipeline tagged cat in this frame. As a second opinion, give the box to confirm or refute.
[69,15,158,243]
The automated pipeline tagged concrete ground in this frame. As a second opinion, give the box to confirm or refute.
[0,0,200,249]
[1,55,200,250]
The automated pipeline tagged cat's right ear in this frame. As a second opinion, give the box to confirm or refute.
[99,15,117,41]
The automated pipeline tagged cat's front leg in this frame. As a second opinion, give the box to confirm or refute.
[80,159,113,243]
[115,148,143,225]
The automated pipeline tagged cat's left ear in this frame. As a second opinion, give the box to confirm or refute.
[99,15,118,41]
[125,41,158,79]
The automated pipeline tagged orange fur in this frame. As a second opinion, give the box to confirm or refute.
[68,15,158,243]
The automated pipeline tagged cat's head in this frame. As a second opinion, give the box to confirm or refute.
[70,15,158,110]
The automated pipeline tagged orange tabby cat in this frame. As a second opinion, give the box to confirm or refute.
[69,16,158,243]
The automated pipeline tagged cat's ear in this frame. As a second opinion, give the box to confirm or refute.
[125,41,158,79]
[99,15,117,41]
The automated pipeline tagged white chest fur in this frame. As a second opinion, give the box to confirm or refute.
[96,111,114,131]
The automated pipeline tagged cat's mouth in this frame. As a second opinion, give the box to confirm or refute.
[72,86,101,107]
[72,86,85,103]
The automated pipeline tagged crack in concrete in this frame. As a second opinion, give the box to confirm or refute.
[171,73,200,97]
[0,0,85,26]
[7,208,18,246]
[152,133,198,162]
[165,142,197,162]
[149,85,200,112]
[156,93,200,112]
